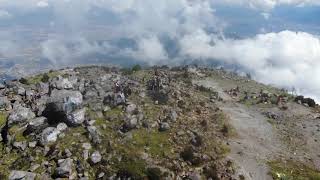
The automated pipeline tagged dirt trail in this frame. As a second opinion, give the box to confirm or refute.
[194,79,287,180]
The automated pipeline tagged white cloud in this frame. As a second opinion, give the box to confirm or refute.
[180,30,320,101]
[37,1,49,8]
[0,9,11,19]
[135,36,168,64]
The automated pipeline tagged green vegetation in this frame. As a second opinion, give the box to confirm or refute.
[121,64,143,75]
[268,161,320,180]
[0,111,7,128]
[131,129,172,158]
[25,71,60,85]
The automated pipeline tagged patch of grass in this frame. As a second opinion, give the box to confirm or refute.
[26,71,60,85]
[57,126,87,150]
[8,125,28,142]
[0,148,21,178]
[132,129,172,158]
[268,160,320,180]
[0,111,7,128]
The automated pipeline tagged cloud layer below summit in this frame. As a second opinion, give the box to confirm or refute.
[0,0,320,100]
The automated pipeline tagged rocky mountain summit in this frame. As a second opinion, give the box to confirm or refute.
[0,65,319,180]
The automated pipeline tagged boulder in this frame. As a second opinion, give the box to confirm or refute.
[51,76,73,90]
[14,86,26,96]
[25,117,48,135]
[8,106,36,126]
[55,158,74,178]
[66,108,86,126]
[39,127,61,145]
[49,89,83,113]
[9,171,36,180]
[90,151,102,164]
[43,89,83,124]
[0,96,10,109]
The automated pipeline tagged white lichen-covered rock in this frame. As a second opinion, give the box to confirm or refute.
[66,108,86,126]
[90,151,102,164]
[9,170,36,180]
[39,127,61,145]
[48,89,83,114]
[8,106,36,126]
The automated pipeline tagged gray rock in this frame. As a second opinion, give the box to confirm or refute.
[124,116,138,130]
[66,108,86,126]
[52,76,73,90]
[83,150,89,160]
[39,127,61,145]
[25,90,34,99]
[169,110,178,122]
[28,141,37,148]
[103,106,111,112]
[84,90,98,100]
[26,117,48,135]
[188,172,201,180]
[0,96,10,109]
[82,143,92,150]
[14,86,26,96]
[87,126,101,144]
[9,170,36,180]
[90,151,102,164]
[36,82,49,95]
[159,122,170,132]
[57,122,68,132]
[64,148,72,158]
[13,141,27,151]
[49,89,83,114]
[97,172,105,178]
[8,106,36,126]
[55,158,73,178]
[126,104,137,114]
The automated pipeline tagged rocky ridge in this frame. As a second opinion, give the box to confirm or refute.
[0,65,319,180]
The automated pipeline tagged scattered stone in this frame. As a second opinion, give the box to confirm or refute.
[122,115,138,131]
[126,104,137,114]
[82,143,92,150]
[30,164,40,172]
[0,96,10,109]
[97,172,105,179]
[66,108,86,126]
[159,122,170,132]
[87,126,101,144]
[57,122,68,132]
[83,150,89,160]
[39,127,61,145]
[52,76,74,90]
[90,151,102,164]
[64,148,72,158]
[13,141,27,151]
[55,158,74,178]
[9,171,36,180]
[28,141,37,148]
